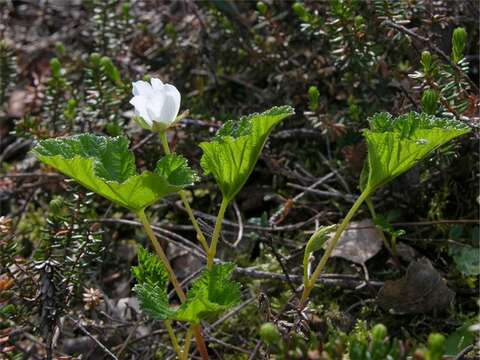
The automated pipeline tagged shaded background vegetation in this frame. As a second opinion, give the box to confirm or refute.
[0,0,478,359]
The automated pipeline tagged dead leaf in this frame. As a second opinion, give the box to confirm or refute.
[342,141,367,173]
[329,219,383,265]
[396,242,418,263]
[376,258,455,314]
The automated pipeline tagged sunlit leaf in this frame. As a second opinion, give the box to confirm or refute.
[175,263,241,324]
[200,106,294,201]
[32,134,196,212]
[361,112,470,196]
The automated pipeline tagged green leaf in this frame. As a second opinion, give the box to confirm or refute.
[132,253,240,324]
[155,154,199,186]
[448,244,480,276]
[373,215,405,238]
[175,263,241,324]
[133,283,176,321]
[132,246,175,321]
[131,246,169,287]
[445,321,476,356]
[200,106,294,202]
[361,112,470,196]
[303,225,336,279]
[32,134,196,212]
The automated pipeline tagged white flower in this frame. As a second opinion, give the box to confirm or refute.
[129,78,181,131]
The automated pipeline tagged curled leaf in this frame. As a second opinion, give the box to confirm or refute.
[200,106,294,202]
[303,225,336,279]
[361,112,470,196]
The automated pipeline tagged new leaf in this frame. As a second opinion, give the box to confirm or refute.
[32,134,197,212]
[175,263,241,324]
[132,247,175,321]
[361,112,470,196]
[200,106,294,202]
[132,252,240,324]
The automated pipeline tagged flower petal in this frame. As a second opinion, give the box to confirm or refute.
[156,84,181,125]
[150,78,164,91]
[130,96,153,126]
[132,80,152,96]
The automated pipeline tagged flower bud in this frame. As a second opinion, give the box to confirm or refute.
[292,2,306,18]
[308,85,320,111]
[49,196,64,215]
[50,58,62,78]
[354,15,364,28]
[256,1,268,15]
[452,27,467,63]
[90,52,101,66]
[428,333,445,360]
[372,323,388,342]
[55,42,66,56]
[420,51,433,74]
[259,322,281,345]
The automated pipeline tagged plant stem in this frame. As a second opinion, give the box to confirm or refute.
[300,190,369,307]
[179,191,210,253]
[160,131,172,155]
[391,235,398,257]
[136,209,210,359]
[192,324,210,360]
[137,209,187,302]
[165,320,182,359]
[159,131,209,253]
[207,197,229,269]
[181,327,193,360]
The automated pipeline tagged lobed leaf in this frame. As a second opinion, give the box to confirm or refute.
[132,246,174,321]
[133,283,176,321]
[175,263,241,324]
[131,246,169,288]
[200,106,294,202]
[132,257,240,324]
[361,112,470,196]
[32,134,196,212]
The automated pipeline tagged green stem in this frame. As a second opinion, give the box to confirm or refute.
[300,190,369,307]
[136,209,186,302]
[137,209,209,359]
[179,191,209,253]
[207,197,229,269]
[181,327,193,360]
[159,131,209,253]
[160,131,172,155]
[391,235,398,257]
[165,320,182,359]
